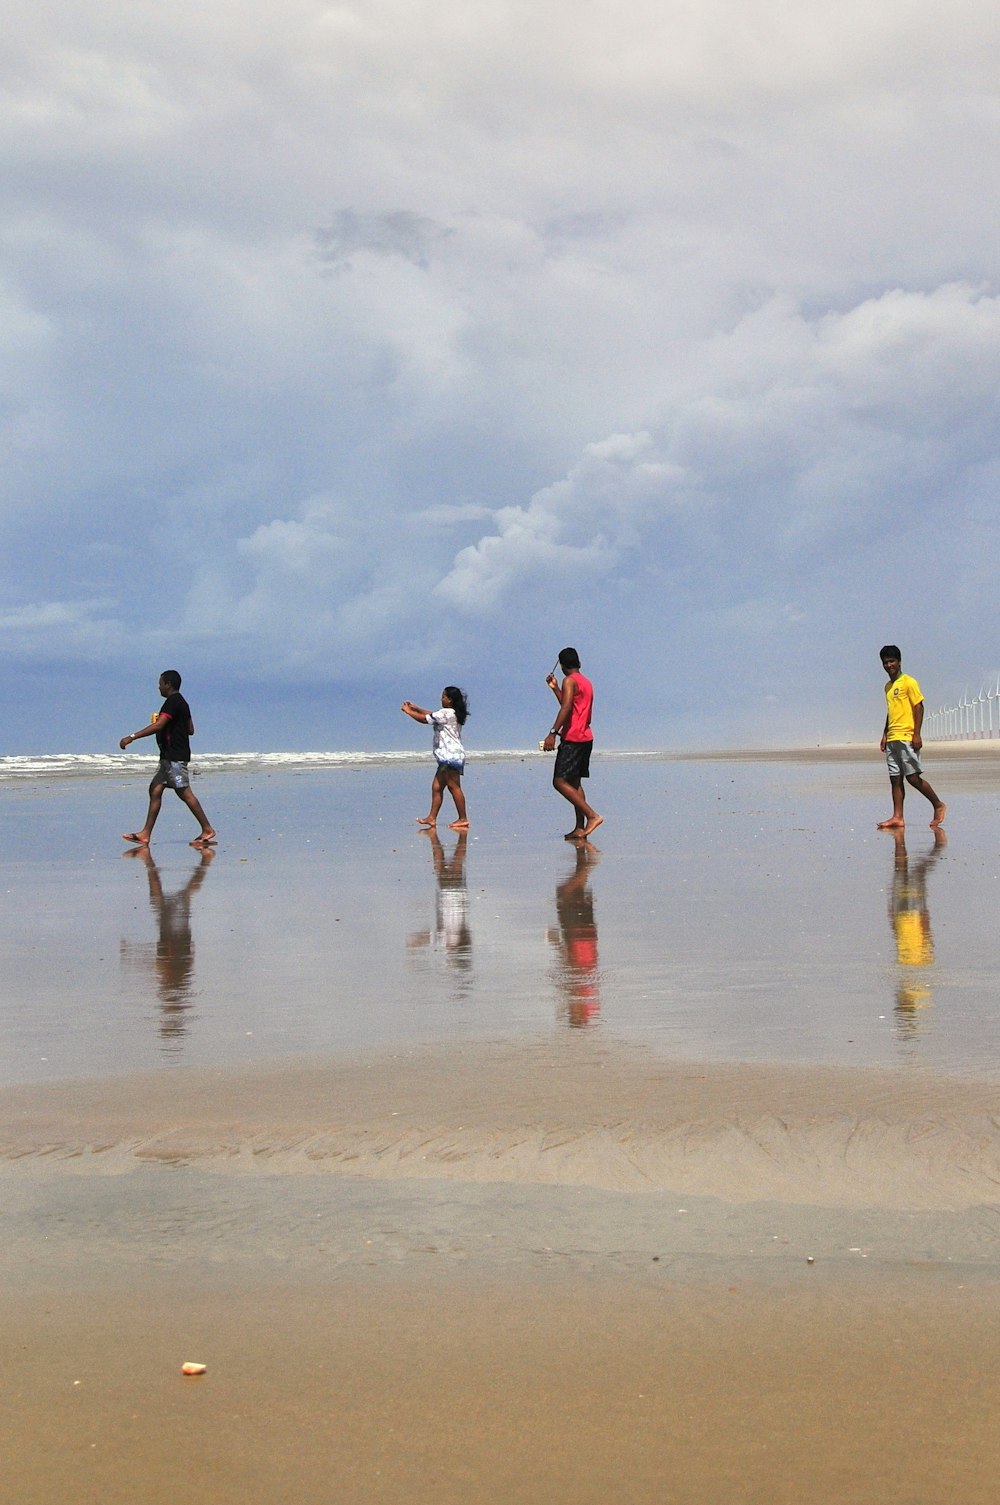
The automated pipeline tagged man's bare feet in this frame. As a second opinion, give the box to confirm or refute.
[877,817,905,830]
[416,816,436,826]
[582,815,603,837]
[930,803,947,829]
[122,831,150,844]
[190,831,217,847]
[564,828,586,840]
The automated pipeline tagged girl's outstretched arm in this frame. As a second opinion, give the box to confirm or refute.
[401,700,431,723]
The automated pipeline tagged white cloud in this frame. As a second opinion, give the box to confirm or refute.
[434,283,1000,618]
[2,0,999,742]
[0,599,113,630]
[0,597,120,656]
[436,433,685,611]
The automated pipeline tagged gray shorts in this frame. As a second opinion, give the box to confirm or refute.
[152,759,191,792]
[885,741,922,778]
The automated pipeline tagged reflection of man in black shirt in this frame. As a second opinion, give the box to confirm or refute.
[121,845,214,1052]
[118,670,216,847]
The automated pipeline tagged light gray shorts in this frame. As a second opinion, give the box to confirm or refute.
[885,741,922,778]
[152,759,191,792]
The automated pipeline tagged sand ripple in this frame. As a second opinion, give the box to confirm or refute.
[4,1039,1000,1210]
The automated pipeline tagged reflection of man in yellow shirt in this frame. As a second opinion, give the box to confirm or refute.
[876,645,946,832]
[888,828,945,1037]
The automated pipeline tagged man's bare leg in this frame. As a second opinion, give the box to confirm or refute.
[907,773,946,829]
[554,776,602,839]
[177,787,216,845]
[123,781,166,844]
[877,776,906,830]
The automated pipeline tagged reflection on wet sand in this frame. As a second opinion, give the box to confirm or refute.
[887,827,946,1043]
[407,830,472,990]
[549,841,601,1027]
[119,846,214,1052]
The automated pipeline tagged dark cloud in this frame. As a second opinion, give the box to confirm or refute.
[316,210,454,271]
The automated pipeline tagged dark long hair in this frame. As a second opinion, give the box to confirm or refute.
[443,686,469,725]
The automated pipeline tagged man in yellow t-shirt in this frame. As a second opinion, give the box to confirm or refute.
[877,645,946,831]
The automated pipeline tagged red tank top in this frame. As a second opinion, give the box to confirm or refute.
[565,673,594,742]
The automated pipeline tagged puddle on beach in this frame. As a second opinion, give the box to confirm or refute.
[2,754,999,1085]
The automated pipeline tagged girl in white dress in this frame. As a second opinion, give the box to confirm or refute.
[401,686,469,829]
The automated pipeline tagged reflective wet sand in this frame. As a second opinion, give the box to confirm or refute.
[3,748,1000,1502]
[3,747,1000,1080]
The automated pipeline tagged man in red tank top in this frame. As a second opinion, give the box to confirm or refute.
[542,647,603,839]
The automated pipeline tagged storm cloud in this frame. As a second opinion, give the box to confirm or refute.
[3,0,997,749]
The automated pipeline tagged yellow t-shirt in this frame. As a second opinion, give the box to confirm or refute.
[884,673,923,742]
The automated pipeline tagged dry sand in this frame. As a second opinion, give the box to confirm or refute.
[5,1035,1000,1503]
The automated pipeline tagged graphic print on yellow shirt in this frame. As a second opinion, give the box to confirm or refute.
[884,673,923,741]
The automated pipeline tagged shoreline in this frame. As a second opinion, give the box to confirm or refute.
[2,736,996,784]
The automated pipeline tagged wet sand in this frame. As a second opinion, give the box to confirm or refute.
[6,1265,1000,1505]
[6,1036,1000,1211]
[4,747,1000,1501]
[5,1036,1000,1503]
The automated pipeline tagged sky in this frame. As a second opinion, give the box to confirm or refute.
[2,0,999,753]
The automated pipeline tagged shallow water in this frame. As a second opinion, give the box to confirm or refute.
[2,754,998,1084]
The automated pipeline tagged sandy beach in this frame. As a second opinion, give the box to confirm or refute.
[3,748,1000,1501]
[5,1038,1000,1503]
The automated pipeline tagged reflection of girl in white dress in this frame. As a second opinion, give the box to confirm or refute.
[406,830,472,984]
[401,686,470,830]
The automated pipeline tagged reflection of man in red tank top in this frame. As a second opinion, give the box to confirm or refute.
[542,647,603,840]
[551,842,601,1027]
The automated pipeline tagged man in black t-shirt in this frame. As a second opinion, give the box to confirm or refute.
[119,670,216,846]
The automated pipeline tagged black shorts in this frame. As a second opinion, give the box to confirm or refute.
[554,739,592,783]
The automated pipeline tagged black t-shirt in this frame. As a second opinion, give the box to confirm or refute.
[156,692,192,762]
